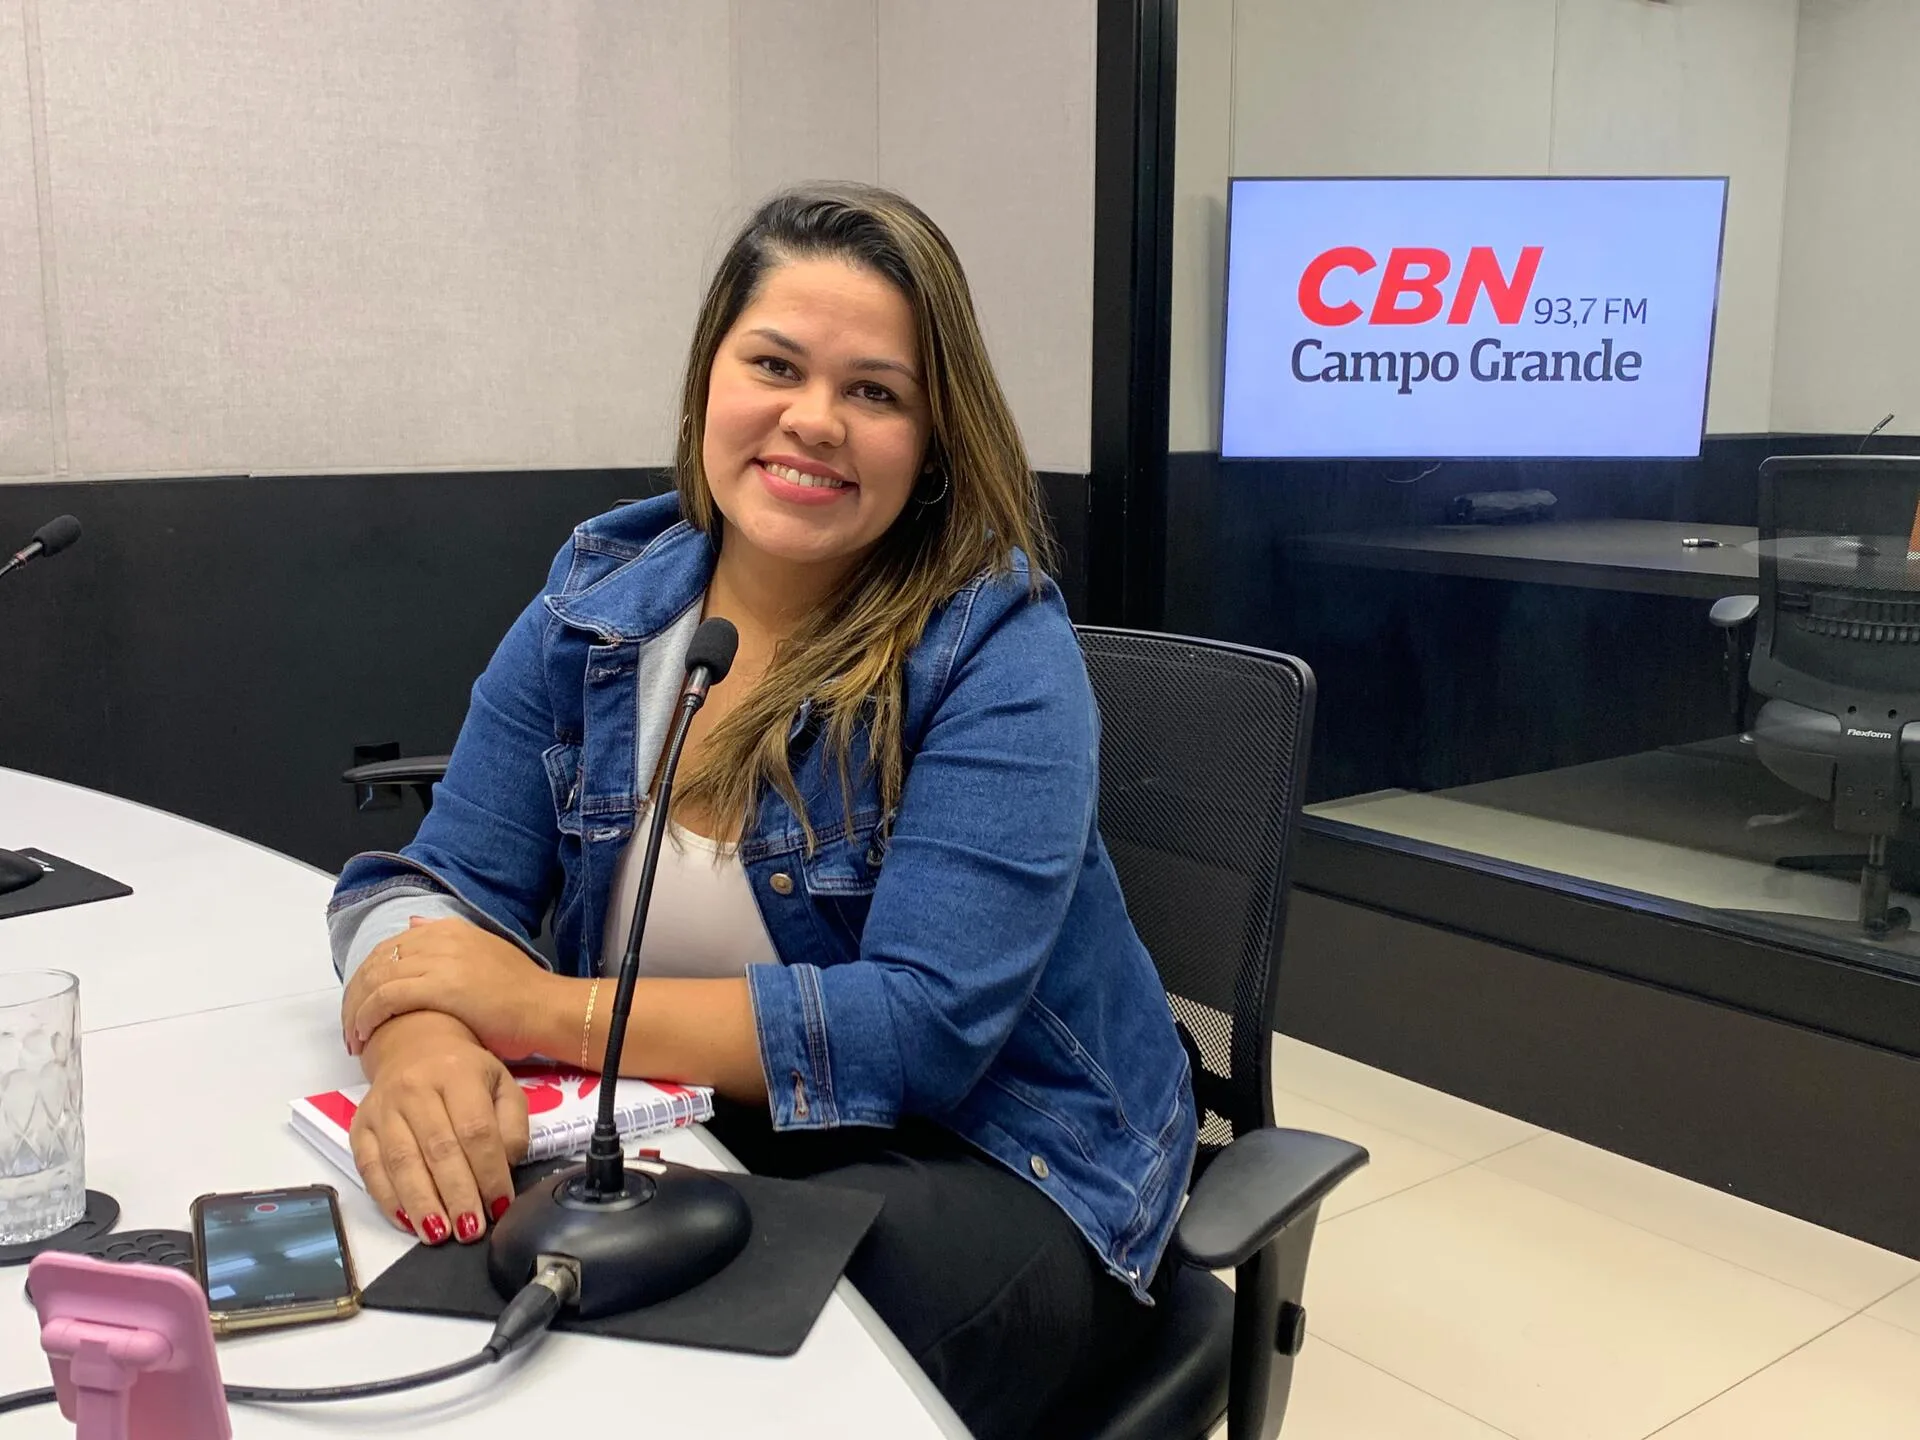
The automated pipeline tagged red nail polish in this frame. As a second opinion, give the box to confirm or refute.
[422,1214,449,1245]
[394,1208,411,1230]
[490,1196,511,1223]
[455,1212,481,1243]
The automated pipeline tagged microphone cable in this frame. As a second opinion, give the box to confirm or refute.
[0,1258,578,1415]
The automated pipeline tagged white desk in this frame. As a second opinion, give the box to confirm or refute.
[1286,518,1758,599]
[0,773,967,1437]
[0,768,339,1028]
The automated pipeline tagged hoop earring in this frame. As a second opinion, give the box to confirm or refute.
[915,469,950,507]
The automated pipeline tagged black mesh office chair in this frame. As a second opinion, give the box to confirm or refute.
[1043,628,1367,1440]
[1716,456,1920,938]
[345,629,1370,1438]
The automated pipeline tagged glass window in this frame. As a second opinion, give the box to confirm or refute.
[1165,0,1920,979]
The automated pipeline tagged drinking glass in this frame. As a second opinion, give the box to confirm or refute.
[0,970,84,1245]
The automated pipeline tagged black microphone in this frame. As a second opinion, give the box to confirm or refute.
[0,515,81,582]
[1858,413,1896,453]
[489,617,751,1318]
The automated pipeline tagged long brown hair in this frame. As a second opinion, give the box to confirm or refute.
[672,184,1056,844]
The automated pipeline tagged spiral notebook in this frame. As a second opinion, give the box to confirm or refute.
[289,1065,715,1188]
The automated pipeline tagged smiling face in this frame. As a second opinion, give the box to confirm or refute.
[700,256,934,584]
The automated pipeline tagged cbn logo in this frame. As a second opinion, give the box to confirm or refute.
[1298,246,1544,326]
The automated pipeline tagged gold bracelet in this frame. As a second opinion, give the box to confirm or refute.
[579,979,601,1069]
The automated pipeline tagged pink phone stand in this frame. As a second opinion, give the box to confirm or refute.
[28,1252,231,1440]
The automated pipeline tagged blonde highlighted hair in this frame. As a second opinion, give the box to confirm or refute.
[672,184,1056,843]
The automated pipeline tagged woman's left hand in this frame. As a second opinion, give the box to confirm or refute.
[344,917,568,1061]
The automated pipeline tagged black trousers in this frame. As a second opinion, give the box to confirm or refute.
[708,1102,1163,1439]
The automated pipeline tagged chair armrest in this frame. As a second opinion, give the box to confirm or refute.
[339,755,451,787]
[1709,594,1759,628]
[1174,1127,1370,1271]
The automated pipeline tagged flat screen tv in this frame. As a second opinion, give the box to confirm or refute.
[1219,176,1728,460]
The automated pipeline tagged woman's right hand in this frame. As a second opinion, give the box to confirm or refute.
[349,1011,531,1246]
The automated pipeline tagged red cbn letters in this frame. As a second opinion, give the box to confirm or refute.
[1298,246,1543,326]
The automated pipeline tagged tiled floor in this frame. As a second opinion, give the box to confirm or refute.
[1209,1036,1920,1439]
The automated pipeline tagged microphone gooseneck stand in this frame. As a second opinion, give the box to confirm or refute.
[2,516,85,896]
[488,617,752,1318]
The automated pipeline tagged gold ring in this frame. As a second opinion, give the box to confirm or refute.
[389,943,402,967]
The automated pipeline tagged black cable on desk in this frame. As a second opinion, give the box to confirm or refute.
[0,1388,52,1416]
[223,1347,497,1405]
[0,1259,577,1417]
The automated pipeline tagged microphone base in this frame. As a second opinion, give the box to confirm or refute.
[487,1160,751,1319]
[0,848,46,897]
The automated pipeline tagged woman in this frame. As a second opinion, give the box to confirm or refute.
[327,184,1196,1436]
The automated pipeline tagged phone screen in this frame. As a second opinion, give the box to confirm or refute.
[195,1188,353,1312]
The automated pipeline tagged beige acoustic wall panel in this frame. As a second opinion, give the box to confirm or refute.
[1548,0,1798,436]
[1167,0,1558,455]
[35,1,735,476]
[1230,0,1557,179]
[730,0,877,218]
[0,0,54,478]
[1772,0,1920,435]
[1173,0,1795,452]
[877,0,1097,475]
[1167,0,1232,454]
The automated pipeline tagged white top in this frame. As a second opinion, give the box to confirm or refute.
[599,806,781,978]
[330,602,789,984]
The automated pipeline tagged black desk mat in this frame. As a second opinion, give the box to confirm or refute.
[0,850,131,922]
[362,1166,881,1358]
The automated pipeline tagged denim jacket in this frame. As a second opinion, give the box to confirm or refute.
[328,495,1197,1299]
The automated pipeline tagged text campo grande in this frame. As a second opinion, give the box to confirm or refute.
[1290,335,1642,396]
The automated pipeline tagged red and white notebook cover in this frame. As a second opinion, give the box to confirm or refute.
[289,1065,715,1190]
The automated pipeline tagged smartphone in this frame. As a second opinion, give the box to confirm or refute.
[188,1184,360,1335]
